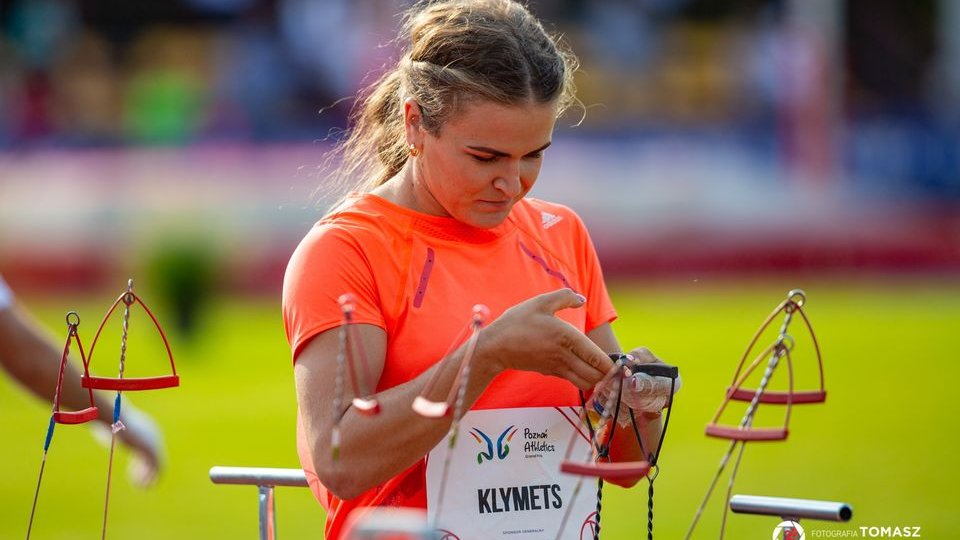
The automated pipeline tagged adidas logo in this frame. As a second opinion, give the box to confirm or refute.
[541,211,562,229]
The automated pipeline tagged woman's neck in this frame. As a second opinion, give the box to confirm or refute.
[372,164,447,217]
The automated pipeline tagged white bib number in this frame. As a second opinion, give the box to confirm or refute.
[426,407,597,539]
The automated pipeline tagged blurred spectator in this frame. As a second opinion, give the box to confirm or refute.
[0,0,954,202]
[207,9,297,140]
[277,0,403,128]
[5,0,77,70]
[50,30,123,145]
[123,27,208,144]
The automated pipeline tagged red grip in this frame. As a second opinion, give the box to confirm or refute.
[412,396,450,418]
[560,460,651,480]
[705,425,788,441]
[726,388,826,404]
[82,375,180,391]
[352,397,381,415]
[53,406,100,425]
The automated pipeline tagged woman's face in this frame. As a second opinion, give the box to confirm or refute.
[406,99,557,229]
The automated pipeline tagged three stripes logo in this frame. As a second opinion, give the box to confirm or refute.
[541,211,562,229]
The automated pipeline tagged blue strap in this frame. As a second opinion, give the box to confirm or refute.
[43,416,55,452]
[113,393,122,424]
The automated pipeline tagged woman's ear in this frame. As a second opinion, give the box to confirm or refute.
[403,97,424,148]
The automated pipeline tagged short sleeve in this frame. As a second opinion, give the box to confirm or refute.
[571,213,617,332]
[282,224,385,362]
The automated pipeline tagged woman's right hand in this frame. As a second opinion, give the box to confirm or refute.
[478,288,613,389]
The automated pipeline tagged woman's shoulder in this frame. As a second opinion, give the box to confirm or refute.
[323,192,398,224]
[313,194,407,238]
[291,195,407,261]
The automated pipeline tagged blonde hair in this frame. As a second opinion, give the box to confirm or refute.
[321,0,579,203]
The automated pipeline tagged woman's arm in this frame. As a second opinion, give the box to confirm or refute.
[294,288,614,500]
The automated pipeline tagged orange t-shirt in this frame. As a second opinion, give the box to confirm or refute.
[282,193,616,539]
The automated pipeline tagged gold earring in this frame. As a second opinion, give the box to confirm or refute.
[408,143,420,157]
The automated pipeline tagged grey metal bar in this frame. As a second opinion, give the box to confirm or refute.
[730,494,853,522]
[210,467,308,540]
[209,467,439,539]
[209,466,308,488]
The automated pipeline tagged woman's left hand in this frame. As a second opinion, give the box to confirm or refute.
[593,347,681,421]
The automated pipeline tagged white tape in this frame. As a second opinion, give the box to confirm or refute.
[622,371,682,412]
[594,368,682,427]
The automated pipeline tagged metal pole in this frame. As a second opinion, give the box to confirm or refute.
[730,494,853,522]
[209,466,309,488]
[209,467,438,539]
[259,485,276,540]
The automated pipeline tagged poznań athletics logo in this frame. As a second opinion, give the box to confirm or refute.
[772,520,805,540]
[470,425,518,464]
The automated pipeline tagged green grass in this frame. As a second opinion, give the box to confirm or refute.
[2,277,957,538]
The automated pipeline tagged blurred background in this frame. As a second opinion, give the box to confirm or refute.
[1,0,958,538]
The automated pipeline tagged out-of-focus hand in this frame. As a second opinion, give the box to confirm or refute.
[91,403,164,488]
[120,404,164,487]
